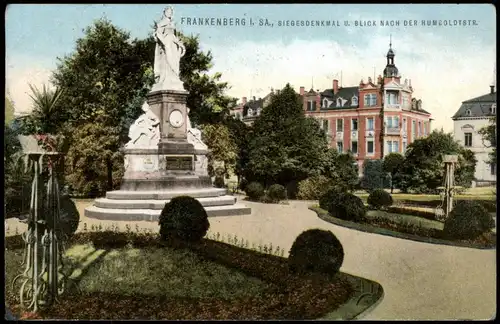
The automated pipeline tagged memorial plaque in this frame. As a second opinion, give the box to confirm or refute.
[165,156,193,170]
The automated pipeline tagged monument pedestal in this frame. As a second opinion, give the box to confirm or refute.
[84,84,251,221]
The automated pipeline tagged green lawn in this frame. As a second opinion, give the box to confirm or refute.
[365,210,444,231]
[5,232,355,320]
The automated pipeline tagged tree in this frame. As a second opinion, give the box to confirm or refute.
[361,159,387,192]
[245,84,329,187]
[5,94,15,125]
[224,117,251,187]
[383,152,405,193]
[478,116,497,165]
[64,122,123,197]
[16,84,65,135]
[200,123,238,180]
[50,19,235,195]
[323,148,359,192]
[398,129,477,194]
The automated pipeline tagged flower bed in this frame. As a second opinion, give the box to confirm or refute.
[4,231,381,320]
[312,207,496,250]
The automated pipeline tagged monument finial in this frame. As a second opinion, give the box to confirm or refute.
[389,34,392,48]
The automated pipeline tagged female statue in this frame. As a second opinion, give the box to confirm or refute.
[153,7,186,91]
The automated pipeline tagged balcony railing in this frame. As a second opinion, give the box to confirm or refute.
[385,127,401,135]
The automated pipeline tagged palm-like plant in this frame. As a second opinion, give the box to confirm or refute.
[27,83,64,134]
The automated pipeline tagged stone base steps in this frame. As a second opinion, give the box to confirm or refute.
[84,203,252,222]
[94,195,237,210]
[105,188,227,200]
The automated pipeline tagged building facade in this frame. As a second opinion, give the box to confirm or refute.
[230,92,274,126]
[452,84,497,185]
[303,44,432,174]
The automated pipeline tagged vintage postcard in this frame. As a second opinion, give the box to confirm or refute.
[5,3,496,321]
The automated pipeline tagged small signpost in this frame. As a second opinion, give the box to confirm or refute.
[435,154,461,221]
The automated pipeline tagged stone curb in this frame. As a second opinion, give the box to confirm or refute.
[311,207,496,250]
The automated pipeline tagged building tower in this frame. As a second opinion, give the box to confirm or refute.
[383,36,399,78]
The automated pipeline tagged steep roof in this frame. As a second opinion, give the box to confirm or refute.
[452,90,497,119]
[319,86,359,109]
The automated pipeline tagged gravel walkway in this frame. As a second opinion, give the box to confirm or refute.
[4,196,496,320]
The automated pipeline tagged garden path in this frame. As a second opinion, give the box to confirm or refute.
[4,197,496,320]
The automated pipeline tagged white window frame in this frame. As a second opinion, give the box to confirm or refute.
[364,93,377,107]
[387,140,393,153]
[393,140,399,153]
[352,96,358,106]
[337,118,344,132]
[351,140,358,154]
[464,132,472,147]
[351,118,358,131]
[366,117,375,131]
[412,120,416,137]
[307,100,316,111]
[492,104,497,114]
[465,109,471,116]
[337,98,343,107]
[323,99,328,108]
[403,118,407,132]
[337,141,343,153]
[323,119,330,134]
[366,139,375,155]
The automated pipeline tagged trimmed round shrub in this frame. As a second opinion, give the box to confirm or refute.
[319,187,344,212]
[245,182,265,201]
[297,175,334,200]
[58,195,80,238]
[288,229,344,276]
[328,193,366,221]
[159,196,210,242]
[367,189,393,210]
[267,184,287,202]
[443,200,495,240]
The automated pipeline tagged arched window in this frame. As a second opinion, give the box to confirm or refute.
[352,96,358,106]
[465,109,471,116]
[491,104,496,114]
[323,99,328,108]
[337,98,343,107]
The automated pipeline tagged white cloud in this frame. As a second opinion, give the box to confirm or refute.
[6,60,54,116]
[205,31,496,132]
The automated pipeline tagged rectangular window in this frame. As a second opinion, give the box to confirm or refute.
[394,116,400,129]
[386,117,393,128]
[351,141,358,154]
[337,119,344,132]
[367,118,374,130]
[491,163,496,176]
[393,141,399,153]
[337,141,343,153]
[307,101,316,111]
[403,141,407,152]
[403,118,407,132]
[464,132,472,147]
[418,121,422,137]
[364,93,377,107]
[367,140,374,154]
[387,140,393,153]
[322,119,330,133]
[386,92,399,105]
[351,118,358,131]
[412,120,416,137]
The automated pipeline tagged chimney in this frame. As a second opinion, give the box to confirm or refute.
[242,97,247,105]
[300,86,305,96]
[333,79,339,95]
[491,85,495,94]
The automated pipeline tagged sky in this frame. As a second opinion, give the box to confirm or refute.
[5,4,497,132]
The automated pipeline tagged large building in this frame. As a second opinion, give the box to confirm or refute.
[452,83,497,186]
[230,42,433,174]
[303,43,432,173]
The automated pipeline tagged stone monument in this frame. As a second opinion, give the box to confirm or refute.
[85,6,251,221]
